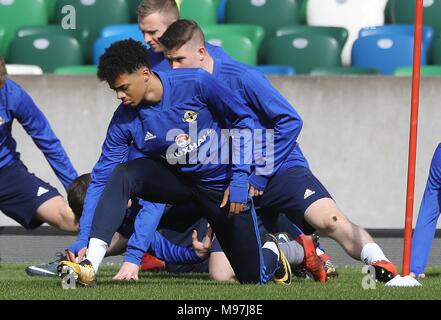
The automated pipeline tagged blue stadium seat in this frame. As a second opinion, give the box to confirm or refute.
[100,24,140,39]
[93,33,144,65]
[307,0,387,66]
[352,34,428,75]
[359,24,434,49]
[254,65,295,76]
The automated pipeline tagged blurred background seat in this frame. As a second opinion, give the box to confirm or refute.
[8,34,84,73]
[267,33,341,74]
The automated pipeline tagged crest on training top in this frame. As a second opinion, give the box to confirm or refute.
[183,111,198,123]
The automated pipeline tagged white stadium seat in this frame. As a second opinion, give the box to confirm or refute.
[307,0,387,65]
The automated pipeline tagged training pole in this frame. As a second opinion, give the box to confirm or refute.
[402,0,424,276]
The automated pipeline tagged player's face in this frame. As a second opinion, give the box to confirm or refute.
[138,12,169,53]
[165,43,205,69]
[111,69,149,107]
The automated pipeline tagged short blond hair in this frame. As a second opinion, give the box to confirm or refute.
[0,56,7,88]
[137,0,179,20]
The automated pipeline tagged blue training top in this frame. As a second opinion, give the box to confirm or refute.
[0,79,77,189]
[212,53,308,190]
[123,45,308,265]
[77,68,254,245]
[410,143,441,275]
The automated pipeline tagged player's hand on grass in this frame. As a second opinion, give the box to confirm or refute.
[113,262,140,281]
[192,225,213,259]
[220,187,247,217]
[249,185,264,197]
[66,240,88,263]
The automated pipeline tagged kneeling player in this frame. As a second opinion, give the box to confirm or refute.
[0,56,79,242]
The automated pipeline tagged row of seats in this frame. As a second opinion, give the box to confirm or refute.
[3,0,441,75]
[6,22,441,75]
[0,0,135,61]
[0,0,433,60]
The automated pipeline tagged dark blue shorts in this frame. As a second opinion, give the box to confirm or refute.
[255,165,333,235]
[0,161,60,229]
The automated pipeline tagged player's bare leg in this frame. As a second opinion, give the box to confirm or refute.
[35,196,78,232]
[209,252,236,282]
[304,198,398,282]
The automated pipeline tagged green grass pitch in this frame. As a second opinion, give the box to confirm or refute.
[1,264,441,300]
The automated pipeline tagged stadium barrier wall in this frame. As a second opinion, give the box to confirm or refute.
[2,75,441,229]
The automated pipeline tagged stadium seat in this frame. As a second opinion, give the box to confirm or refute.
[44,0,57,22]
[54,0,131,63]
[180,0,218,26]
[202,24,264,53]
[352,34,428,75]
[430,34,441,64]
[216,0,227,22]
[307,0,387,65]
[254,65,295,75]
[16,25,89,61]
[394,65,441,76]
[310,66,379,76]
[126,0,141,22]
[206,34,257,65]
[0,0,48,60]
[53,65,97,75]
[225,0,300,63]
[5,64,44,75]
[266,34,341,74]
[359,24,434,49]
[390,0,441,34]
[385,0,393,23]
[0,27,5,58]
[8,34,84,73]
[275,26,348,52]
[93,33,144,65]
[298,0,308,24]
[100,24,140,39]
